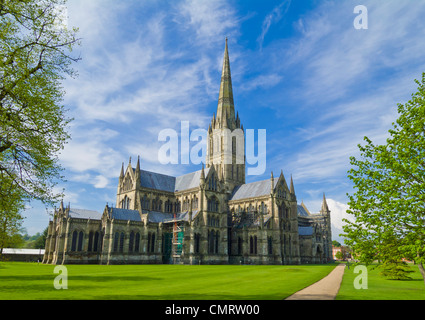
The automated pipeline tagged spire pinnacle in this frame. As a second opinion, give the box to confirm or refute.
[321,193,329,212]
[216,38,235,129]
[290,175,295,195]
[200,163,205,181]
[120,162,124,178]
[271,171,274,192]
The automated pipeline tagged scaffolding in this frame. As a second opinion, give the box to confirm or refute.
[172,211,183,264]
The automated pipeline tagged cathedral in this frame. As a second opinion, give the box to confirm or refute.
[43,40,332,265]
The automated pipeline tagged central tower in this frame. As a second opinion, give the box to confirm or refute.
[206,39,245,193]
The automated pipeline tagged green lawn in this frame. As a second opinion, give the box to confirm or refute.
[336,263,425,300]
[0,262,337,300]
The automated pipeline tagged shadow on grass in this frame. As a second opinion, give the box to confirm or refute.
[80,293,284,300]
[383,278,423,282]
[0,275,161,281]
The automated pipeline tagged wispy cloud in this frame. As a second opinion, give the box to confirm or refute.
[60,0,241,192]
[176,0,240,47]
[266,0,425,203]
[240,73,283,92]
[257,0,292,50]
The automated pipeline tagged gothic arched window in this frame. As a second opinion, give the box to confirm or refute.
[129,231,134,252]
[88,232,94,252]
[135,233,140,252]
[77,231,84,251]
[268,236,273,255]
[142,195,149,210]
[71,230,78,251]
[119,232,125,252]
[194,233,201,254]
[94,232,99,252]
[113,232,119,252]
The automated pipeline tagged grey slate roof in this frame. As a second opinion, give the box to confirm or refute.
[297,205,310,217]
[110,208,141,222]
[147,210,199,223]
[140,170,176,193]
[139,168,210,193]
[147,211,175,223]
[68,209,102,220]
[298,226,313,236]
[175,169,209,191]
[230,179,278,201]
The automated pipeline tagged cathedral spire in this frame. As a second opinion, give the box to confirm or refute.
[216,38,235,129]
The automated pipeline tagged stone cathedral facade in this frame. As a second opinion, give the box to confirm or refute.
[43,40,332,265]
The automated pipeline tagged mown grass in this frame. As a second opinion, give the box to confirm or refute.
[0,262,337,300]
[336,263,425,300]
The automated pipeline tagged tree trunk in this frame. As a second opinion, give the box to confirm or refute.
[418,262,425,287]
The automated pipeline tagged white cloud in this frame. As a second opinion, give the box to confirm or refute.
[268,0,425,187]
[176,0,240,47]
[93,175,109,189]
[257,0,292,50]
[240,74,283,92]
[57,0,241,193]
[59,127,120,175]
[327,198,354,244]
[284,0,425,104]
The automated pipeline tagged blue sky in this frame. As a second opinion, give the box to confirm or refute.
[23,0,425,244]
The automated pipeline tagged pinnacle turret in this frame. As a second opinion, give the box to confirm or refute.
[321,193,330,212]
[119,162,124,179]
[290,175,295,195]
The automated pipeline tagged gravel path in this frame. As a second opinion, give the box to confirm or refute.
[285,264,346,300]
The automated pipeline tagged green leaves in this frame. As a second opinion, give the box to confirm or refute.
[0,0,79,205]
[343,73,425,280]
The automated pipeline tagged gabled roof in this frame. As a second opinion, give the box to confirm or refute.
[139,168,210,193]
[297,205,310,217]
[230,179,278,201]
[110,208,141,222]
[140,169,176,193]
[68,209,102,220]
[147,210,200,223]
[146,211,174,223]
[175,168,210,191]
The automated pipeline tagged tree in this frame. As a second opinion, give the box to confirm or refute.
[0,175,25,253]
[33,226,48,249]
[335,251,343,261]
[332,240,342,247]
[0,0,80,206]
[343,73,425,285]
[377,233,414,280]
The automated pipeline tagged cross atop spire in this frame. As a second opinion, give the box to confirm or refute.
[216,38,236,129]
